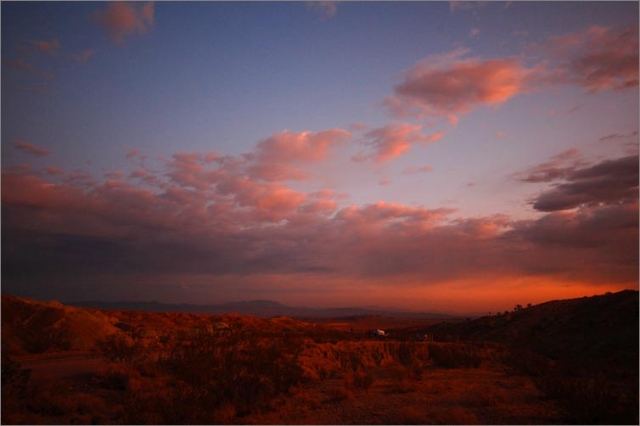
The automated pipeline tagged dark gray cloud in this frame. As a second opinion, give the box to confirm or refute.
[532,155,638,212]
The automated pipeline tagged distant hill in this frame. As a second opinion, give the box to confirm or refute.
[65,299,454,319]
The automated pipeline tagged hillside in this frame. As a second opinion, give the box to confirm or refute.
[2,290,638,424]
[1,293,323,356]
[421,290,639,362]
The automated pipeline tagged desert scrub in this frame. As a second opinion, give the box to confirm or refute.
[93,333,146,364]
[428,342,483,368]
[158,332,306,419]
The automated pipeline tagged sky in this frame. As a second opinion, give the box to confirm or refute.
[2,1,638,314]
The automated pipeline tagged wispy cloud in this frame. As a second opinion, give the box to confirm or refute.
[306,1,338,20]
[93,1,155,45]
[12,140,50,157]
[402,165,434,175]
[354,123,443,163]
[73,49,95,63]
[532,24,639,92]
[31,38,61,55]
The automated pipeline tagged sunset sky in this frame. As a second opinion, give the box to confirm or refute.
[2,1,638,314]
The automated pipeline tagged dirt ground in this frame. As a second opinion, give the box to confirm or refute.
[246,364,564,425]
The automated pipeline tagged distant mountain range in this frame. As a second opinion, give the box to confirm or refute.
[65,299,455,319]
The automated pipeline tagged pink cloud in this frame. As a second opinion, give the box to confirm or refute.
[2,149,637,305]
[44,166,65,175]
[3,58,34,70]
[31,39,61,55]
[449,1,485,13]
[247,163,311,182]
[402,164,434,175]
[166,152,223,190]
[379,178,391,186]
[496,131,507,138]
[105,171,124,179]
[12,140,50,157]
[533,24,639,92]
[93,1,155,45]
[306,1,338,20]
[73,49,95,63]
[256,129,351,164]
[358,123,444,163]
[299,199,338,215]
[386,48,535,118]
[511,147,585,183]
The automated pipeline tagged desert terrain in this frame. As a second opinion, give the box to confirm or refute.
[2,290,637,424]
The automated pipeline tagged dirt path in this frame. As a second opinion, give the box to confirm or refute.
[15,352,107,379]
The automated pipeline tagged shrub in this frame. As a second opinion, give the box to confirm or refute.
[345,369,374,390]
[93,333,144,364]
[428,343,482,368]
[96,363,141,390]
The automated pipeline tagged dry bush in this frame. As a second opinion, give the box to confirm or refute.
[344,369,374,390]
[327,386,354,402]
[387,365,418,393]
[157,331,306,419]
[428,342,483,368]
[95,362,142,391]
[93,333,146,364]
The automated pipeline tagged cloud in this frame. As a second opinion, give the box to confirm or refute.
[470,28,480,38]
[12,140,50,157]
[495,131,507,138]
[355,123,444,163]
[31,39,61,55]
[3,125,637,308]
[3,58,34,70]
[402,164,434,175]
[73,49,95,63]
[599,130,638,143]
[2,161,637,307]
[511,147,584,183]
[44,166,65,175]
[255,129,351,164]
[385,48,536,119]
[126,149,139,159]
[306,1,338,20]
[530,155,639,212]
[533,24,639,92]
[449,1,485,13]
[93,1,155,45]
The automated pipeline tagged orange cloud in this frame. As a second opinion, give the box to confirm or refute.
[386,48,535,118]
[93,1,155,45]
[357,123,444,163]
